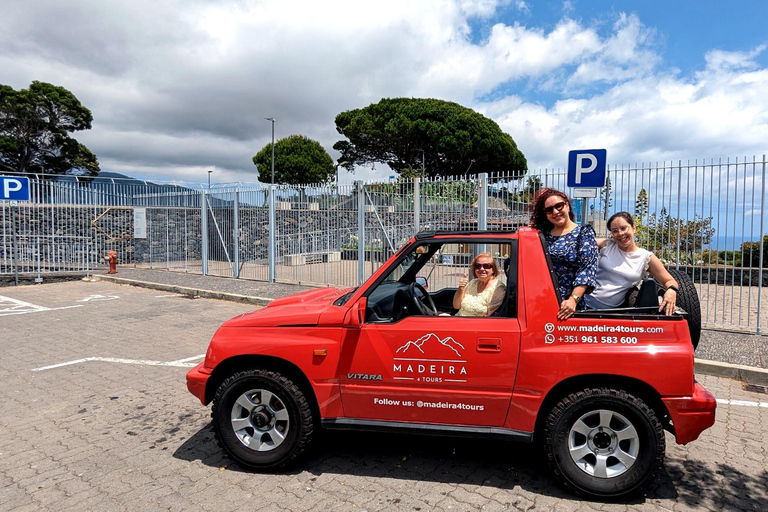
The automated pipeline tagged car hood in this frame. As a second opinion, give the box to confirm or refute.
[222,287,353,328]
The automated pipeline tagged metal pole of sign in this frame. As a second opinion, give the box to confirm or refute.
[11,202,19,286]
[581,199,589,226]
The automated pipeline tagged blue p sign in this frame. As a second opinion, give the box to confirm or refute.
[0,176,31,201]
[567,149,607,188]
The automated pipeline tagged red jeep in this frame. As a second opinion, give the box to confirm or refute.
[187,229,715,499]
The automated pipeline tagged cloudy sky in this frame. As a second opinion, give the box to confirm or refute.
[2,0,767,185]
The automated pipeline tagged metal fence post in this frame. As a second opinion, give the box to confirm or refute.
[413,177,420,234]
[201,190,209,276]
[675,160,682,268]
[357,181,365,285]
[233,189,240,279]
[757,155,766,335]
[269,185,276,283]
[478,172,488,230]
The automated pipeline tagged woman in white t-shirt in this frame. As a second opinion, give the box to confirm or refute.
[583,212,680,315]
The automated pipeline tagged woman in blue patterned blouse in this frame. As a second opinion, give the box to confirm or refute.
[530,188,598,320]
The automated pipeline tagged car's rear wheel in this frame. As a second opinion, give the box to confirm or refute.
[212,369,315,470]
[544,388,664,500]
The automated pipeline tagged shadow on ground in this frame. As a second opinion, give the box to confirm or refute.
[173,424,768,507]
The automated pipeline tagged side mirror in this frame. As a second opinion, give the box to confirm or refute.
[415,276,428,290]
[344,297,367,328]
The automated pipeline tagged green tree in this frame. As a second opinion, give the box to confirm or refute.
[0,81,99,176]
[740,236,768,267]
[520,175,542,202]
[635,188,649,221]
[252,135,334,185]
[600,176,612,220]
[333,98,527,178]
[640,210,715,263]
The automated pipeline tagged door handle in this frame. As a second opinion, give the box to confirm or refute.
[477,337,502,352]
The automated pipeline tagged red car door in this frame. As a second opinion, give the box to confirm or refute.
[339,314,521,426]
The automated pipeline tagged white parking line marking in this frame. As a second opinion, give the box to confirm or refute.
[31,354,206,372]
[0,295,84,316]
[154,294,181,298]
[716,398,768,408]
[165,355,206,365]
[78,294,119,302]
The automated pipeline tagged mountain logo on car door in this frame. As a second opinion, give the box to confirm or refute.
[396,333,465,357]
[393,333,467,382]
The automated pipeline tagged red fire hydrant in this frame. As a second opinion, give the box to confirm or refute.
[106,250,118,274]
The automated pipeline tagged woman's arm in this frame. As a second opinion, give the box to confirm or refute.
[572,226,599,294]
[595,237,609,249]
[558,284,588,320]
[559,227,599,320]
[453,274,469,309]
[647,255,679,315]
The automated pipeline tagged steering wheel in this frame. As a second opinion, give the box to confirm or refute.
[410,282,438,316]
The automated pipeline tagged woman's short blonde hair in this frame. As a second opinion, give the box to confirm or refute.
[469,252,499,278]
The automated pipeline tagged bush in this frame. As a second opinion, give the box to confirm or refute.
[740,236,768,267]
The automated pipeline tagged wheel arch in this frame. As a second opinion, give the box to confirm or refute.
[532,374,670,443]
[205,355,320,420]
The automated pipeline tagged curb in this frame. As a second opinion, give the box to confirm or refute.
[95,275,273,306]
[695,358,768,386]
[96,275,768,386]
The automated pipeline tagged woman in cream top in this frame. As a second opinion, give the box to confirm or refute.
[453,252,506,317]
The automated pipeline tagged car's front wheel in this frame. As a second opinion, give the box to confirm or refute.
[212,369,315,470]
[544,388,665,500]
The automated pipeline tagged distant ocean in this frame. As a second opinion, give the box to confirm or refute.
[709,235,761,251]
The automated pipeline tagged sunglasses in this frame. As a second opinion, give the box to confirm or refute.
[474,263,493,270]
[544,201,567,214]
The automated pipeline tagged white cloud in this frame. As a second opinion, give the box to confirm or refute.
[704,45,766,72]
[0,0,766,184]
[567,13,659,88]
[493,54,768,169]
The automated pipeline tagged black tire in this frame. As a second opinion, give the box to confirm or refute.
[666,269,701,350]
[211,369,315,470]
[544,388,665,500]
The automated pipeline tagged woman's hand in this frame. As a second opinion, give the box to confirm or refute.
[659,288,677,315]
[453,274,469,310]
[558,296,578,320]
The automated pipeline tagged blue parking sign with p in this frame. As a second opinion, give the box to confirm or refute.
[0,176,31,201]
[567,149,607,188]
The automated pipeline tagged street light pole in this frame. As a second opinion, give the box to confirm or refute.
[265,117,275,184]
[335,160,349,187]
[207,170,212,190]
[419,149,426,176]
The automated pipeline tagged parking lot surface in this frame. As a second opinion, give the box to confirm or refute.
[1,280,767,511]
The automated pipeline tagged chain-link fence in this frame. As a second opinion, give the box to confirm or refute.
[2,156,767,333]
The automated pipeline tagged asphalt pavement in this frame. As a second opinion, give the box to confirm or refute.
[81,265,768,385]
[1,279,767,511]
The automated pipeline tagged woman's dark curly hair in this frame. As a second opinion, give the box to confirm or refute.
[530,188,575,231]
[607,211,635,230]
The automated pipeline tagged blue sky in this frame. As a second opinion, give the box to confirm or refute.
[471,1,768,107]
[490,1,768,73]
[1,0,767,184]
